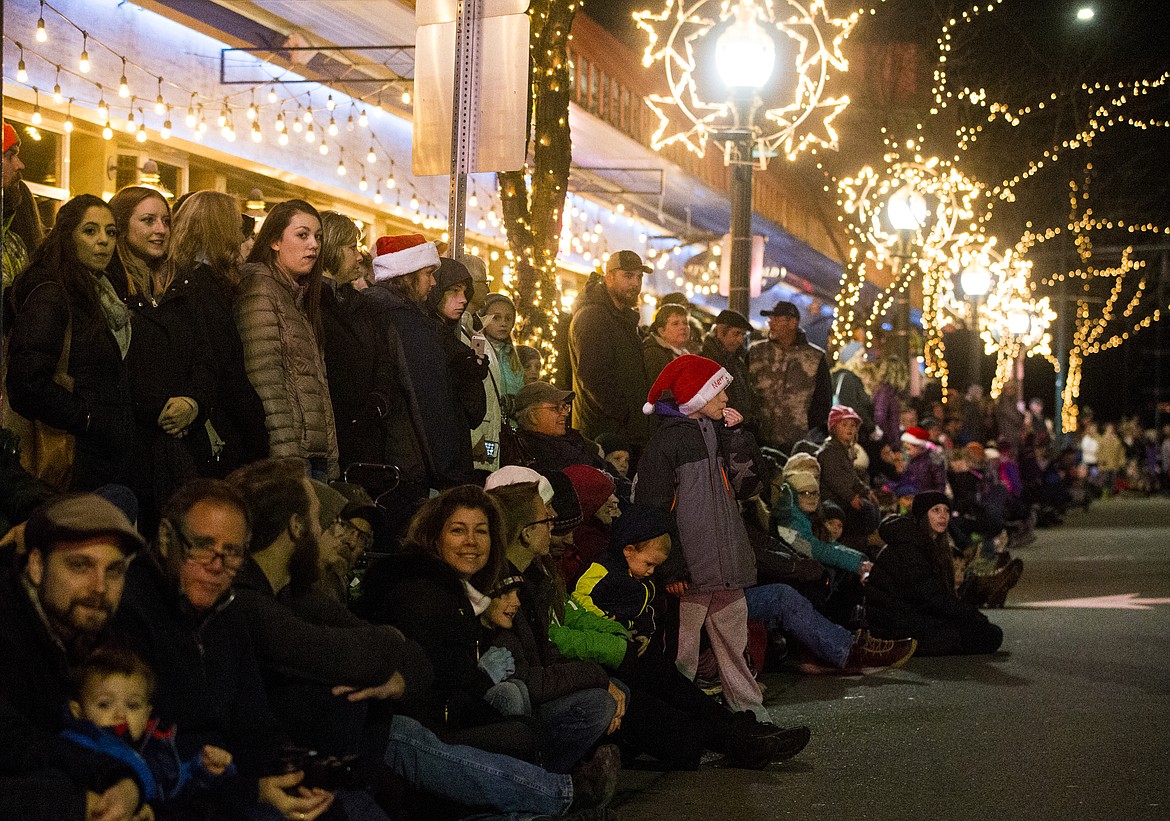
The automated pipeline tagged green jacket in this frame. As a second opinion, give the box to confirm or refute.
[548,597,630,670]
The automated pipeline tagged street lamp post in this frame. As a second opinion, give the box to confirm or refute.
[960,263,992,388]
[886,183,928,364]
[714,1,775,318]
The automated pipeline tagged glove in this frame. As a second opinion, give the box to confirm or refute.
[477,646,516,684]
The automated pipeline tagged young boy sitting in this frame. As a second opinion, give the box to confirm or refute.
[634,355,771,722]
[61,643,235,814]
[571,505,810,770]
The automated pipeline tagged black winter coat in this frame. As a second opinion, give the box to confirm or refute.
[321,280,403,471]
[361,285,474,487]
[6,268,134,489]
[354,552,502,732]
[114,557,289,779]
[865,515,990,637]
[182,263,269,475]
[116,264,218,526]
[0,565,136,820]
[481,611,610,707]
[568,280,650,446]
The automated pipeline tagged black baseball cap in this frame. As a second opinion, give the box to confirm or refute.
[714,309,752,330]
[760,300,800,319]
[606,250,652,274]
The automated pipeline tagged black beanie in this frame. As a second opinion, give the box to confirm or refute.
[610,504,674,550]
[911,491,951,521]
[544,471,583,535]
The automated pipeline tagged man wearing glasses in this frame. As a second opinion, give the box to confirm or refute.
[1,494,147,821]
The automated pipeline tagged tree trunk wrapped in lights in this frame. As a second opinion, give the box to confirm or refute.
[498,0,580,369]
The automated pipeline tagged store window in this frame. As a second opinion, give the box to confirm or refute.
[10,122,66,227]
[114,152,186,200]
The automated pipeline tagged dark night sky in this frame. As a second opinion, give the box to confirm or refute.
[585,0,1170,422]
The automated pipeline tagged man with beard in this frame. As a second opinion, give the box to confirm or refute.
[223,458,432,758]
[0,494,147,821]
[568,251,652,453]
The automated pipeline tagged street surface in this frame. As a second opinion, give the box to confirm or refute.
[614,497,1170,821]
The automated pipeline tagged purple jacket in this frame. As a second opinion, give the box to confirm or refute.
[903,449,946,494]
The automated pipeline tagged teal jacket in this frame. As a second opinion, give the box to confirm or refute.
[772,483,866,574]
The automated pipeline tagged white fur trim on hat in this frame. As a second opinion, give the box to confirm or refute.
[642,367,733,415]
[372,242,440,281]
[901,429,930,448]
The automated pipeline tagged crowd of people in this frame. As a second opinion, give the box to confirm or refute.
[2,118,1168,821]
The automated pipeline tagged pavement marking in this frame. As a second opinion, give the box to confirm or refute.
[1019,592,1170,610]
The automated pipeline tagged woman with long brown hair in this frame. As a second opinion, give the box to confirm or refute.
[108,185,216,533]
[6,194,134,489]
[236,199,337,480]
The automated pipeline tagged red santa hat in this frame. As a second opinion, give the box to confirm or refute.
[643,354,732,416]
[372,234,440,282]
[901,426,931,448]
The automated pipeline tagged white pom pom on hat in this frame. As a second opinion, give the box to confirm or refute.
[643,354,732,416]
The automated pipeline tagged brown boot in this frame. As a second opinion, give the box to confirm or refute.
[842,630,917,673]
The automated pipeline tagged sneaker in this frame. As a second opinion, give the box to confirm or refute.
[569,744,621,811]
[842,630,917,673]
[983,558,1024,608]
[726,714,811,767]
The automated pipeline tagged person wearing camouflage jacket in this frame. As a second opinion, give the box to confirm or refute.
[747,300,832,453]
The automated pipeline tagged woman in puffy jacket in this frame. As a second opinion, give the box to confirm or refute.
[235,200,338,480]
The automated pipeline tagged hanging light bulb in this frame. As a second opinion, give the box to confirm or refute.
[401,90,411,105]
[197,111,208,134]
[468,193,478,208]
[327,117,338,136]
[367,146,377,164]
[125,107,137,134]
[251,121,262,142]
[374,188,383,204]
[217,104,229,129]
[409,195,419,210]
[160,111,172,139]
[36,3,48,43]
[97,87,109,122]
[305,122,316,142]
[358,109,368,127]
[102,125,114,140]
[30,89,43,125]
[267,87,278,104]
[337,157,346,176]
[135,120,147,143]
[119,59,130,98]
[17,46,28,83]
[387,175,396,189]
[326,94,335,111]
[247,100,258,121]
[79,33,91,73]
[275,112,286,132]
[359,175,368,191]
[278,131,289,145]
[64,99,75,133]
[154,78,166,115]
[185,94,197,128]
[292,117,304,133]
[319,139,329,155]
[53,68,63,104]
[303,106,314,123]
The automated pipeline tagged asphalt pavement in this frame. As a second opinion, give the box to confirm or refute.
[612,496,1170,821]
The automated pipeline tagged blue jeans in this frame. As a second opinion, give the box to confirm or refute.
[384,715,572,817]
[537,687,616,773]
[745,583,854,668]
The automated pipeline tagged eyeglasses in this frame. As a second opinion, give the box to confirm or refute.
[332,518,375,550]
[171,524,246,570]
[525,516,558,529]
[535,402,571,414]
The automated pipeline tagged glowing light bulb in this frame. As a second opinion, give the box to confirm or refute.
[135,127,147,143]
[119,68,130,98]
[79,36,91,73]
[328,117,338,136]
[367,147,377,163]
[160,118,171,139]
[53,81,63,105]
[17,54,28,84]
[267,87,278,104]
[359,109,368,127]
[125,110,137,134]
[337,159,346,176]
[359,176,368,191]
[278,131,289,145]
[102,125,113,140]
[374,189,383,204]
[387,176,396,189]
[36,17,47,43]
[303,107,314,123]
[326,94,335,111]
[251,122,262,142]
[319,140,329,155]
[247,103,258,121]
[155,95,166,116]
[401,90,411,105]
[305,123,316,142]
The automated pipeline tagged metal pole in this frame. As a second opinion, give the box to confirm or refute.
[892,232,911,365]
[1053,276,1069,445]
[448,0,482,259]
[968,296,983,389]
[1156,250,1169,430]
[728,130,753,318]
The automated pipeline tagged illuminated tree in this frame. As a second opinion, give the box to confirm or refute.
[497,0,581,365]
